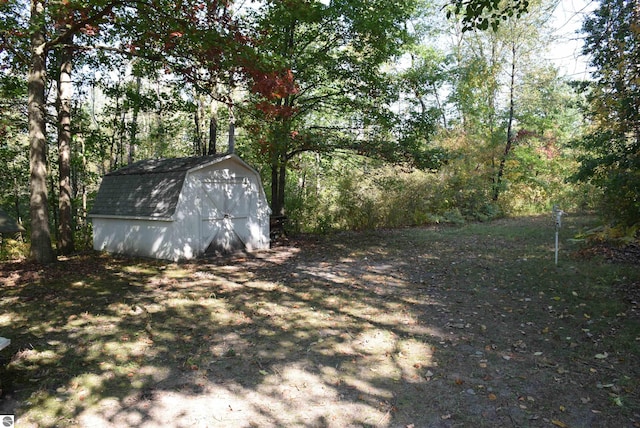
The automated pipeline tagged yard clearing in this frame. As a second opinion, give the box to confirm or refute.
[1,214,639,427]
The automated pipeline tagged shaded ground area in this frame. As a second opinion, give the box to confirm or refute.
[1,215,639,427]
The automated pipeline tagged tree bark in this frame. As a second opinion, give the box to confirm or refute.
[227,102,235,154]
[493,43,517,202]
[128,75,141,164]
[28,0,55,263]
[271,158,281,216]
[208,116,217,155]
[194,95,203,155]
[57,37,75,255]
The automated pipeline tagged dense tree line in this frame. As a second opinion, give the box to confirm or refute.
[0,0,635,262]
[572,0,640,229]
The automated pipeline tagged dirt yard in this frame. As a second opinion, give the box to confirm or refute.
[1,215,639,427]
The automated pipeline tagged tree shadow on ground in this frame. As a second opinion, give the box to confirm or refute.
[1,215,639,427]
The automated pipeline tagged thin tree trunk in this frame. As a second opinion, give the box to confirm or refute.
[13,178,21,223]
[227,102,235,154]
[493,43,517,202]
[432,83,447,129]
[28,0,55,263]
[128,75,141,164]
[194,99,202,155]
[278,161,286,215]
[50,169,58,242]
[271,159,280,216]
[77,137,87,228]
[118,108,126,166]
[109,84,121,170]
[57,37,74,254]
[208,116,217,155]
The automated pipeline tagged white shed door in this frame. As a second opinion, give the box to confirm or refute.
[200,177,251,254]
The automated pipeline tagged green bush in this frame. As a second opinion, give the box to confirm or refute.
[0,236,28,261]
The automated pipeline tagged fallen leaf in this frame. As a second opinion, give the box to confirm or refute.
[597,383,615,389]
[488,393,497,401]
[595,352,608,359]
[551,419,568,428]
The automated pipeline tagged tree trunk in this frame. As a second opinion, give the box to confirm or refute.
[271,158,281,215]
[57,37,74,255]
[208,116,217,155]
[128,75,141,164]
[109,83,121,171]
[278,161,286,214]
[493,43,517,202]
[28,0,55,263]
[227,102,235,154]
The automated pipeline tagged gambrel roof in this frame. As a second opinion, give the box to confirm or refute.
[90,154,236,220]
[0,207,25,234]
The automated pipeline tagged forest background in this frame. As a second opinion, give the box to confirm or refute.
[0,0,638,262]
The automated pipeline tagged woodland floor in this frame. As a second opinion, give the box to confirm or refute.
[1,214,639,427]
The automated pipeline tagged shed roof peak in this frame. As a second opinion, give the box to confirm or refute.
[108,153,232,176]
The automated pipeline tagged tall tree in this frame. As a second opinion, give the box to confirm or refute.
[28,0,55,263]
[445,0,555,204]
[574,0,640,226]
[244,0,418,216]
[23,0,118,262]
[57,34,74,254]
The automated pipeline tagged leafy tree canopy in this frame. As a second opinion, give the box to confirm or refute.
[573,0,640,226]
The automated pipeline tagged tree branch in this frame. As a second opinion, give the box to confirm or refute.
[45,0,123,50]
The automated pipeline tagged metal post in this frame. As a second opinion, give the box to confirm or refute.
[553,205,565,265]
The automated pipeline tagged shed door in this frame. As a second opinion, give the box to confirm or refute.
[200,177,251,254]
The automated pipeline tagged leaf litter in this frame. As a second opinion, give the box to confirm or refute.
[0,215,639,427]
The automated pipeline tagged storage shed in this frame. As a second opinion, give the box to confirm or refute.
[0,207,24,235]
[89,154,271,261]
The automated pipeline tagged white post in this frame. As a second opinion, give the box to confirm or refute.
[555,228,559,265]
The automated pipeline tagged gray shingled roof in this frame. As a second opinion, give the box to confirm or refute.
[90,154,229,219]
[0,207,25,234]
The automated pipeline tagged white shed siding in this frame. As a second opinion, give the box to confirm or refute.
[184,159,270,254]
[91,155,270,261]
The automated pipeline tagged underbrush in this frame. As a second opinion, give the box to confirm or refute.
[282,155,593,234]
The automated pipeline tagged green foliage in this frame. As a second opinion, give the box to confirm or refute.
[576,223,640,246]
[446,0,531,31]
[572,0,640,227]
[0,0,599,251]
[242,0,422,214]
[0,237,28,261]
[283,153,506,234]
[0,72,29,230]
